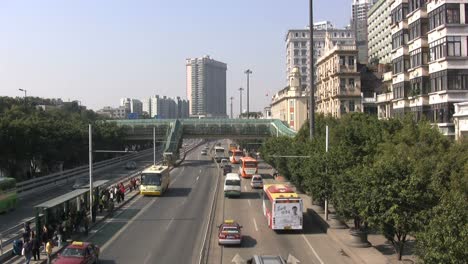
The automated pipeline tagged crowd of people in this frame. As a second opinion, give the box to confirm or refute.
[16,177,140,263]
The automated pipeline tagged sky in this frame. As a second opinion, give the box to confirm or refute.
[0,0,352,114]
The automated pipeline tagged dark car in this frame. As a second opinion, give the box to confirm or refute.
[223,164,232,175]
[54,241,99,264]
[125,161,137,170]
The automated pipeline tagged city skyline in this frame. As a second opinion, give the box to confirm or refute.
[0,0,353,115]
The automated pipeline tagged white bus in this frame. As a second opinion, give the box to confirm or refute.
[140,165,170,196]
[214,146,225,162]
[262,184,303,230]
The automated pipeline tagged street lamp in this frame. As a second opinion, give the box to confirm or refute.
[244,69,252,119]
[18,89,27,107]
[238,87,244,118]
[309,0,315,139]
[229,96,234,119]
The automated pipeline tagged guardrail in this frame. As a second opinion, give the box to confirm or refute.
[16,148,158,198]
[0,140,204,261]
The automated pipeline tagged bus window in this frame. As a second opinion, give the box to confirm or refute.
[225,180,240,186]
[141,173,162,186]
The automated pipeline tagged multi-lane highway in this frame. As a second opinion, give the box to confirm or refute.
[81,140,356,264]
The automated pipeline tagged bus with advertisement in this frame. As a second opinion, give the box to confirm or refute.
[140,165,170,196]
[0,177,17,213]
[262,184,303,230]
[238,157,258,178]
[230,150,244,164]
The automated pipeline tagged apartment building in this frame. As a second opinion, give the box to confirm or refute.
[316,35,363,118]
[352,0,378,64]
[186,56,227,117]
[378,0,468,136]
[368,0,393,64]
[285,22,355,92]
[271,67,308,131]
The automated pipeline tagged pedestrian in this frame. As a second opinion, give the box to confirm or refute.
[56,224,63,247]
[46,239,54,264]
[84,214,90,236]
[119,183,125,201]
[22,239,33,264]
[41,225,49,250]
[31,231,41,261]
[114,186,120,203]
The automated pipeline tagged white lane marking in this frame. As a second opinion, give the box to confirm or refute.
[196,176,200,181]
[100,197,157,252]
[244,185,247,191]
[253,218,259,231]
[143,250,153,264]
[248,199,251,207]
[166,218,174,230]
[302,234,325,264]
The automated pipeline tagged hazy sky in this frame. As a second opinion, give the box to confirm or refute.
[1,0,352,114]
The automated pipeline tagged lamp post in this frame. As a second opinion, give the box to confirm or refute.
[238,87,244,118]
[309,0,315,139]
[244,69,252,119]
[18,89,27,107]
[229,96,234,119]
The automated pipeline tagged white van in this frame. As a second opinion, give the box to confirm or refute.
[224,173,241,198]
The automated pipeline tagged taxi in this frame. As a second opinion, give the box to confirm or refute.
[54,241,99,264]
[250,174,263,189]
[218,220,242,246]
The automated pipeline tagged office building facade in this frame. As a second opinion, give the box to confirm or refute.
[285,22,355,92]
[352,0,377,64]
[186,56,227,117]
[368,0,393,64]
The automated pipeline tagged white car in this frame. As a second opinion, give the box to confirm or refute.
[250,174,263,189]
[220,158,229,168]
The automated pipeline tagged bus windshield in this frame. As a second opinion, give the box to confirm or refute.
[225,180,240,186]
[244,161,257,168]
[141,173,162,186]
[234,151,243,157]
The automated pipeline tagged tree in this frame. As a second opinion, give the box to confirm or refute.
[363,118,449,260]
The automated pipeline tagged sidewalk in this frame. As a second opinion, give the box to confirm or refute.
[267,168,416,264]
[4,187,141,264]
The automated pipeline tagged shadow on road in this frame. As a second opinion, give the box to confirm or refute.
[241,235,257,248]
[97,259,117,264]
[163,187,192,197]
[237,192,261,200]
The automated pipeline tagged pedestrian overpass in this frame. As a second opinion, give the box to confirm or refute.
[108,119,296,163]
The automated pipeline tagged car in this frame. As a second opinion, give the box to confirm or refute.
[220,158,229,168]
[223,164,232,175]
[250,174,263,189]
[54,241,100,264]
[72,177,89,189]
[201,150,207,155]
[247,255,287,264]
[125,161,137,170]
[218,220,242,246]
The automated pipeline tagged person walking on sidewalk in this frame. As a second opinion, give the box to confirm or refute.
[119,183,125,201]
[31,231,41,261]
[46,239,54,264]
[23,239,33,264]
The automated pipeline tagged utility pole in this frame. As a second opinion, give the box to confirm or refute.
[244,69,252,119]
[309,0,315,139]
[238,87,244,118]
[88,124,94,222]
[229,96,234,119]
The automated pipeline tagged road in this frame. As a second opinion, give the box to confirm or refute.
[0,147,163,233]
[206,144,356,264]
[87,140,218,264]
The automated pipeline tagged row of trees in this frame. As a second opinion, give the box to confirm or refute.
[0,97,127,181]
[260,113,467,263]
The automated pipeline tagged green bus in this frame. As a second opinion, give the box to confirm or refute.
[0,177,17,213]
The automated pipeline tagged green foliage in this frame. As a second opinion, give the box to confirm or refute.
[0,97,126,181]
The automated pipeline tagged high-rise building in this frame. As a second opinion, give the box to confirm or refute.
[367,0,392,64]
[352,0,377,64]
[285,22,355,92]
[143,95,189,119]
[186,55,227,117]
[376,0,468,137]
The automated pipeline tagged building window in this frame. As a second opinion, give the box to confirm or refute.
[339,56,346,66]
[301,41,307,47]
[301,49,307,56]
[294,42,299,48]
[393,82,410,99]
[340,78,346,90]
[301,67,307,74]
[428,4,460,30]
[348,78,355,87]
[408,0,424,13]
[391,3,409,25]
[348,56,355,66]
[392,29,409,49]
[429,36,462,61]
[410,77,430,96]
[408,19,428,41]
[295,33,299,37]
[431,70,468,92]
[349,101,355,112]
[392,56,410,74]
[294,58,299,65]
[301,58,307,65]
[302,32,306,37]
[294,50,299,56]
[410,48,428,68]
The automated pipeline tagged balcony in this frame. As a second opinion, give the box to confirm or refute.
[377,92,394,103]
[337,64,356,73]
[337,85,361,97]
